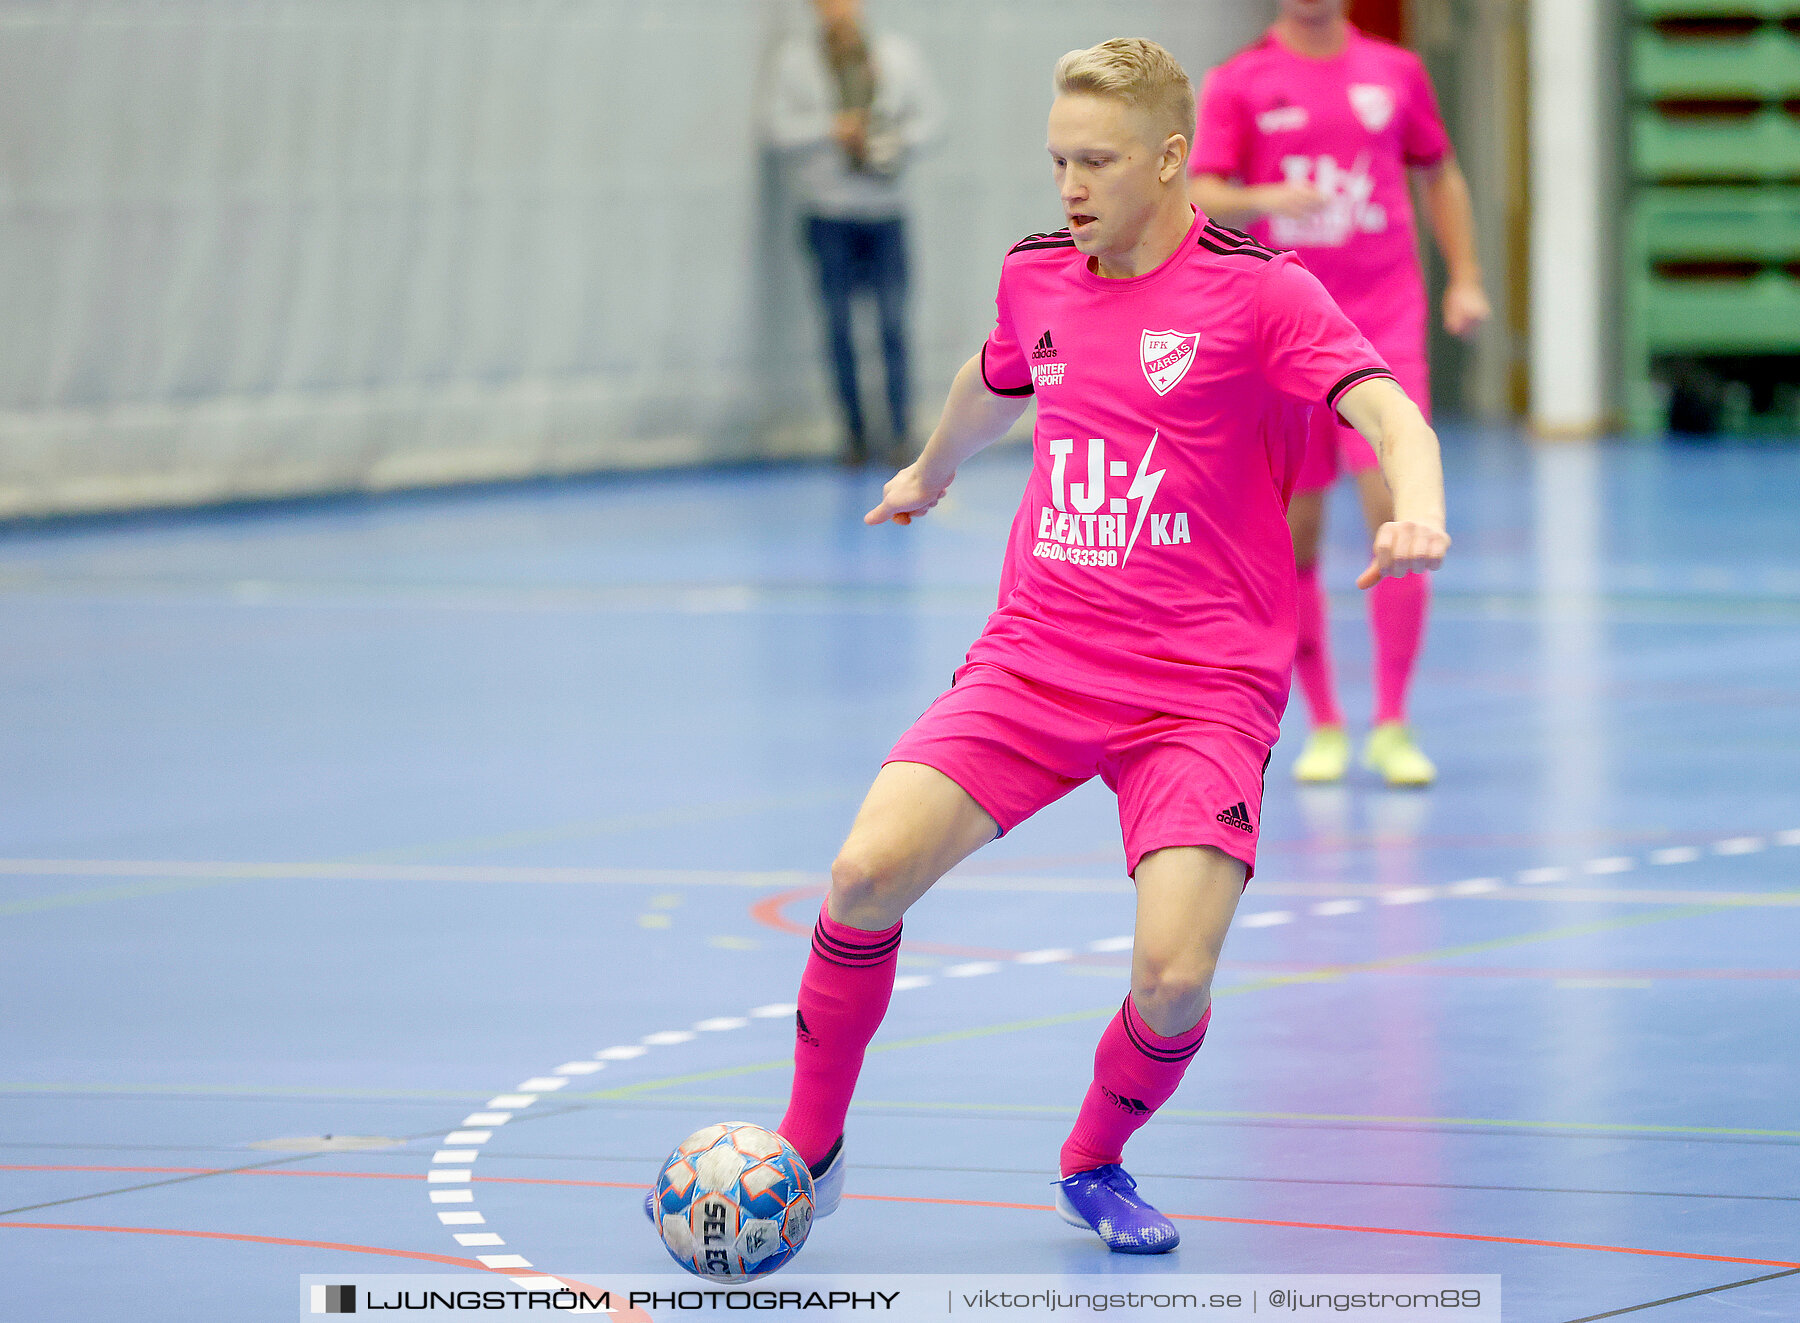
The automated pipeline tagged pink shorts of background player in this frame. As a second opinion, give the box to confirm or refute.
[1297,348,1430,492]
[885,661,1272,879]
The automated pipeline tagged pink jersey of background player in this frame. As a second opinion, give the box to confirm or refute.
[1189,26,1449,360]
[967,208,1395,750]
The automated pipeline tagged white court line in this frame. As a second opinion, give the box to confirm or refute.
[455,1233,506,1247]
[1585,857,1635,875]
[443,1131,492,1145]
[553,1062,603,1075]
[1448,878,1502,896]
[1716,837,1765,856]
[427,1170,471,1183]
[443,823,1795,1269]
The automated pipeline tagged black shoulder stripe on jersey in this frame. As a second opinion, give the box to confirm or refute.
[1201,224,1279,259]
[1009,240,1078,254]
[1203,221,1263,245]
[1326,366,1398,410]
[981,342,1034,397]
[1008,228,1073,255]
[1197,234,1274,261]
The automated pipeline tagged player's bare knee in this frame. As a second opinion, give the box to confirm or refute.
[827,846,907,928]
[1130,958,1216,1036]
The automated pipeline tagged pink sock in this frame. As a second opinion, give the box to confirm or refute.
[1293,564,1343,727]
[1370,572,1430,725]
[776,903,901,1169]
[1059,997,1211,1177]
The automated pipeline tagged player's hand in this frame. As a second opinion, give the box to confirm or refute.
[1443,281,1491,339]
[1356,520,1449,589]
[865,463,952,527]
[1255,183,1328,220]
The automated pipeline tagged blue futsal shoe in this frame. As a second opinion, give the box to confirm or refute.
[645,1136,845,1222]
[1053,1164,1179,1254]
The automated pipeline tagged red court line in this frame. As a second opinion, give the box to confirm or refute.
[12,1166,1794,1272]
[839,1194,1800,1270]
[749,885,1048,960]
[749,886,1798,981]
[0,1221,650,1320]
[0,1221,491,1270]
[0,1164,663,1194]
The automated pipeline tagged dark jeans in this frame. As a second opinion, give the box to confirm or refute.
[806,215,910,458]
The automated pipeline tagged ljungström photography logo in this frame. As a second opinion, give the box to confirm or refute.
[310,1284,356,1314]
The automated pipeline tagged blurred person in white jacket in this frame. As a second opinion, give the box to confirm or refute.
[767,0,940,464]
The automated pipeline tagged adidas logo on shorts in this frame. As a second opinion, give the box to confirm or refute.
[1215,801,1254,833]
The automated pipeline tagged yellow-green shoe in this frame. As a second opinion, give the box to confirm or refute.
[1292,725,1350,783]
[1362,722,1437,787]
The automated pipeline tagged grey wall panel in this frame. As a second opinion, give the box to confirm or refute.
[0,0,1265,517]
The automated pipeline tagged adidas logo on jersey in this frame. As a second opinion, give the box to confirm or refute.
[1215,801,1254,834]
[1031,331,1059,361]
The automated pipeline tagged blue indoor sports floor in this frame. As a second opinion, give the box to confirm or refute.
[1,430,1797,1320]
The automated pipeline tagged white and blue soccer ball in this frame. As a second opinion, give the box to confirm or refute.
[651,1122,814,1279]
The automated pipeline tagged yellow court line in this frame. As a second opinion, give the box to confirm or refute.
[581,891,1798,1102]
[0,879,239,918]
[0,792,851,918]
[619,1094,1800,1141]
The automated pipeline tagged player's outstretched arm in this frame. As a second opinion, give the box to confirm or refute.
[865,353,1031,526]
[1336,378,1450,589]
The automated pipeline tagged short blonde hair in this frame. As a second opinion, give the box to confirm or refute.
[1053,38,1195,147]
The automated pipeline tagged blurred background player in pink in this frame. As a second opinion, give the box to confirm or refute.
[1189,0,1489,786]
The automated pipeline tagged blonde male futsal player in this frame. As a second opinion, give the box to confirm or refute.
[651,39,1448,1254]
[1190,0,1488,786]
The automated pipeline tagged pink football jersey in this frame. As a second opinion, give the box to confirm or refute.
[968,210,1394,744]
[1190,27,1450,349]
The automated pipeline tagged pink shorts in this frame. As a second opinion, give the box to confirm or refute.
[1297,352,1431,493]
[885,662,1273,878]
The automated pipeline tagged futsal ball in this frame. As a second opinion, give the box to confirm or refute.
[651,1122,815,1279]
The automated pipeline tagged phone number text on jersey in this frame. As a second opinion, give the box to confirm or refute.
[1033,541,1119,568]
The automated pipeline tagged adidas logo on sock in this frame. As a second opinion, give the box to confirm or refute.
[1102,1086,1151,1115]
[1031,330,1058,360]
[795,1008,818,1047]
[1215,801,1254,833]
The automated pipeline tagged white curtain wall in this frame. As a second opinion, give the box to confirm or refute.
[0,0,1264,517]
